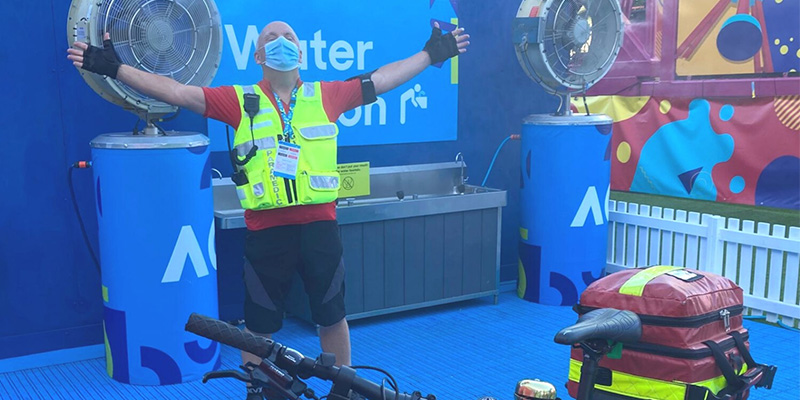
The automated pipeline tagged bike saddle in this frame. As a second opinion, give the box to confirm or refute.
[554,308,641,345]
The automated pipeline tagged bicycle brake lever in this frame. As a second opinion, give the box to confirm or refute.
[202,369,252,384]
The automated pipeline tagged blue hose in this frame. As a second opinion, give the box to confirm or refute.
[778,320,800,332]
[481,136,513,187]
[744,314,800,332]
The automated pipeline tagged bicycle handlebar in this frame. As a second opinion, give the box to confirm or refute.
[185,313,428,400]
[186,313,276,359]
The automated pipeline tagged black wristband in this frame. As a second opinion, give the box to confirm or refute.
[422,27,459,65]
[82,39,122,79]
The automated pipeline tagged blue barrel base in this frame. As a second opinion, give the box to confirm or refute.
[92,132,220,385]
[517,115,612,306]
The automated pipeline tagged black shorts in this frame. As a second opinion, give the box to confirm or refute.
[242,220,346,334]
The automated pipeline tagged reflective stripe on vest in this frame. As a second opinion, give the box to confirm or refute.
[235,137,277,157]
[303,82,315,97]
[299,125,337,139]
[618,266,683,296]
[252,120,274,130]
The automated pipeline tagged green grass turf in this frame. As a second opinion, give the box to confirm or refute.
[610,191,800,231]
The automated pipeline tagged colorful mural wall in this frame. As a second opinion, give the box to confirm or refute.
[676,0,798,76]
[577,95,799,209]
[586,0,800,210]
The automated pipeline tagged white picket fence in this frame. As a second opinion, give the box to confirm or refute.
[606,200,800,327]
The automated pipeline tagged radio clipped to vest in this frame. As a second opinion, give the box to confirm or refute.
[227,126,248,186]
[240,93,261,164]
[228,93,261,184]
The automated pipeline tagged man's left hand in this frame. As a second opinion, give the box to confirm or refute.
[423,22,470,65]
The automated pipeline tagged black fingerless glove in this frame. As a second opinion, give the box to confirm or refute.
[82,39,122,79]
[422,27,459,65]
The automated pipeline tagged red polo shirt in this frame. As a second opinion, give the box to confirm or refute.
[203,79,362,231]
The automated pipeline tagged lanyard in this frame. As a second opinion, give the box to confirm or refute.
[274,86,299,141]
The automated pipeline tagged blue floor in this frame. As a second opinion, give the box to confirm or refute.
[1,292,797,400]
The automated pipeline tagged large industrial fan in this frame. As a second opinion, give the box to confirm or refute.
[511,0,623,309]
[514,0,623,114]
[68,0,222,131]
[67,0,224,385]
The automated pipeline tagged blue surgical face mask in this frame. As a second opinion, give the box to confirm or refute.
[260,36,300,71]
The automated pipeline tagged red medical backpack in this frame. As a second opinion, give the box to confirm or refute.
[568,266,776,400]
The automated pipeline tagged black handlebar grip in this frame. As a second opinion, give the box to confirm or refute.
[351,375,414,400]
[185,313,274,359]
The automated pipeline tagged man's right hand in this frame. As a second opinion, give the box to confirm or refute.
[67,32,122,79]
[66,32,207,115]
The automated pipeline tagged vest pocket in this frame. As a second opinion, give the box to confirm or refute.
[297,170,340,204]
[236,150,276,210]
[295,123,338,173]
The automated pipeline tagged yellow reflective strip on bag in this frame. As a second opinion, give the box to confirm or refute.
[569,359,686,400]
[568,359,748,400]
[692,363,749,396]
[618,265,684,296]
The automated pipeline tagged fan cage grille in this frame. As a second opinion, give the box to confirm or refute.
[94,0,221,113]
[522,0,622,93]
[546,0,620,87]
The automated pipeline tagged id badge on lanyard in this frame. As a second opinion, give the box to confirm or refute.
[274,141,301,179]
[273,86,300,180]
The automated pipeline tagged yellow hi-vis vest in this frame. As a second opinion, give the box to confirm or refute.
[231,82,340,210]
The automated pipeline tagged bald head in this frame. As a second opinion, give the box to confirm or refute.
[255,21,302,65]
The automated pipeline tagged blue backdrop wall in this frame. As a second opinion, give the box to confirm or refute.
[0,0,556,360]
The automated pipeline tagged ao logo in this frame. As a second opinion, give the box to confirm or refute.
[570,185,610,228]
[161,221,217,283]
